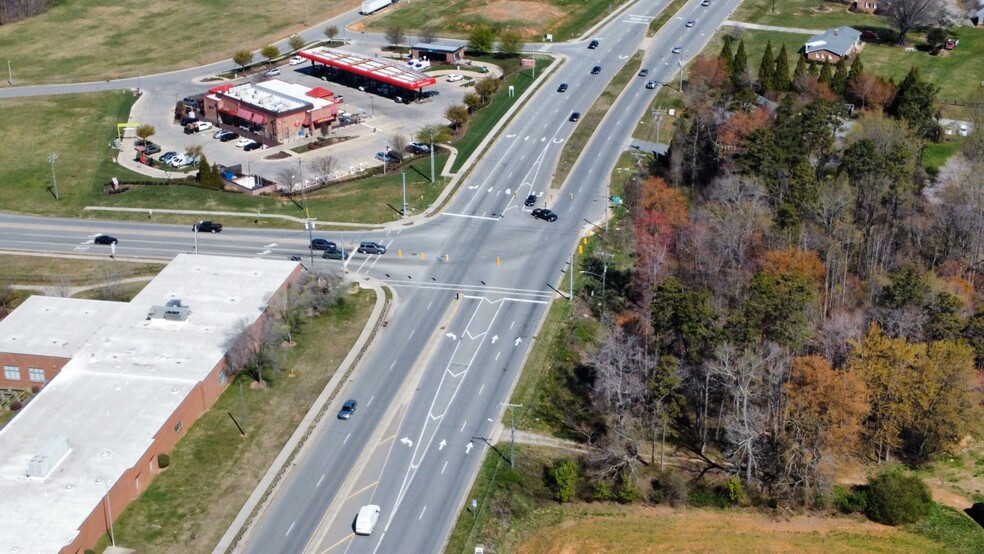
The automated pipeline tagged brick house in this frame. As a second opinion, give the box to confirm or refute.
[803,26,864,63]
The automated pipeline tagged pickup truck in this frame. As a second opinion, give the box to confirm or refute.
[193,221,223,233]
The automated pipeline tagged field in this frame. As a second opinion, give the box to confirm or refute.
[0,0,358,86]
[359,0,628,41]
[0,254,163,286]
[732,0,884,31]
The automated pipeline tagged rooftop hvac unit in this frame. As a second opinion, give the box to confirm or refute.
[27,435,71,478]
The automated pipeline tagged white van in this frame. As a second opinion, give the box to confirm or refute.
[355,504,380,535]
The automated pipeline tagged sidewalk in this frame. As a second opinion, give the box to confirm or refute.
[723,20,822,34]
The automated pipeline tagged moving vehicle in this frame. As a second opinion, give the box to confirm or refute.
[338,399,358,419]
[639,69,649,77]
[569,112,581,122]
[557,83,568,92]
[357,241,386,255]
[360,0,394,15]
[323,246,349,260]
[686,20,696,27]
[701,0,710,5]
[588,39,599,49]
[646,80,658,89]
[446,73,463,82]
[310,239,337,251]
[355,504,380,535]
[672,46,682,54]
[591,66,601,74]
[532,208,558,222]
[193,221,223,233]
[289,55,304,65]
[93,235,118,245]
[265,68,281,77]
[524,193,537,207]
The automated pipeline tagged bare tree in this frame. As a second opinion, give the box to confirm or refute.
[419,26,437,44]
[45,276,73,298]
[385,26,406,49]
[886,0,941,44]
[310,155,339,185]
[324,25,340,43]
[277,168,300,193]
[389,133,409,157]
[91,265,127,301]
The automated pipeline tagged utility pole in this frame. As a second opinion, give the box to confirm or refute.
[429,134,436,183]
[48,152,59,200]
[678,49,684,93]
[7,60,11,85]
[569,251,574,302]
[401,171,407,218]
[501,403,522,467]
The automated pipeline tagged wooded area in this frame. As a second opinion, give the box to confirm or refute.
[0,0,50,25]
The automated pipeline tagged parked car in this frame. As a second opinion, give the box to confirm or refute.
[446,73,463,82]
[639,69,649,77]
[685,20,696,28]
[357,241,386,254]
[671,46,682,54]
[213,129,229,139]
[557,83,568,92]
[159,151,178,163]
[265,68,281,77]
[141,142,161,155]
[235,138,254,148]
[243,141,262,151]
[421,90,440,98]
[323,246,349,260]
[168,154,189,167]
[588,39,599,49]
[180,115,198,126]
[182,96,199,107]
[94,234,118,245]
[569,112,581,122]
[646,80,658,89]
[375,151,399,163]
[193,221,223,233]
[524,193,537,207]
[355,504,380,535]
[532,208,558,222]
[288,55,304,65]
[591,65,601,74]
[408,142,430,153]
[220,132,240,143]
[860,30,879,41]
[195,121,212,132]
[310,239,336,251]
[338,399,358,419]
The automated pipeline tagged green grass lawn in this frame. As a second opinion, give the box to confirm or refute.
[732,0,887,31]
[0,0,355,86]
[632,85,682,144]
[361,0,627,41]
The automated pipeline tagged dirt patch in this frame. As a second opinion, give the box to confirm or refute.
[467,1,565,24]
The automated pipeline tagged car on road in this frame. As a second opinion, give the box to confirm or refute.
[220,131,240,142]
[446,73,463,82]
[243,141,262,151]
[672,46,683,54]
[355,504,379,535]
[338,399,358,420]
[375,151,399,163]
[532,208,558,222]
[569,112,581,122]
[588,39,599,49]
[323,246,349,260]
[159,151,178,163]
[357,241,386,254]
[557,83,568,92]
[591,65,601,74]
[639,69,649,77]
[646,80,658,89]
[264,68,281,77]
[524,193,537,207]
[288,55,304,65]
[193,220,222,233]
[701,0,711,5]
[235,138,254,148]
[310,239,337,251]
[93,234,118,245]
[686,20,696,27]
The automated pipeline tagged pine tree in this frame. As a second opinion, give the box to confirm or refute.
[818,62,832,84]
[808,61,818,77]
[774,44,791,91]
[792,55,807,85]
[719,37,735,78]
[731,39,748,85]
[847,55,864,84]
[830,59,848,95]
[758,40,776,92]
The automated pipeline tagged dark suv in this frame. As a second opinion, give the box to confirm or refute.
[357,241,386,255]
[194,221,223,233]
[588,40,599,49]
[323,246,349,260]
[310,239,336,251]
[532,208,558,222]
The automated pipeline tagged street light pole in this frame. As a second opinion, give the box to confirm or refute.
[193,225,199,254]
[47,152,59,200]
[501,403,522,467]
[7,60,11,85]
[678,49,684,92]
[401,171,407,218]
[654,110,664,147]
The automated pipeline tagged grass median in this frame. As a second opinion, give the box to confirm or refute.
[95,287,376,553]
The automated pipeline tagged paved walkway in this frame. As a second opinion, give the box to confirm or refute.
[502,429,591,454]
[723,20,822,35]
[11,275,155,297]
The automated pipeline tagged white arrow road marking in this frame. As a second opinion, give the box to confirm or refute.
[401,437,413,447]
[439,439,447,450]
[264,243,278,248]
[506,134,516,138]
[466,442,474,454]
[514,337,523,346]
[491,335,498,344]
[258,250,271,255]
[504,188,512,196]
[445,332,457,340]
[468,184,479,189]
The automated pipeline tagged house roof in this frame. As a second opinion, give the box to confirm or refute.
[804,26,862,57]
[412,42,465,53]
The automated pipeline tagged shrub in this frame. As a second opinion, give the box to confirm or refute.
[548,458,579,503]
[157,453,170,469]
[650,470,689,507]
[689,484,731,508]
[865,470,932,525]
[831,484,868,514]
[616,472,639,503]
[727,475,744,505]
[593,480,615,501]
[10,400,22,411]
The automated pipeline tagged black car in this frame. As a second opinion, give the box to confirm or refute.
[220,131,241,142]
[421,90,440,98]
[557,83,568,92]
[591,66,601,74]
[323,246,349,260]
[357,241,386,255]
[180,115,198,126]
[639,69,649,77]
[524,194,537,207]
[337,399,358,419]
[159,151,178,163]
[94,234,118,245]
[194,221,223,233]
[588,40,599,49]
[310,239,337,251]
[532,208,558,222]
[569,112,581,122]
[243,141,262,151]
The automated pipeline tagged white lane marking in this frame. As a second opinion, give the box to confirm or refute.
[442,212,501,221]
[495,351,501,361]
[367,396,374,407]
[343,433,351,444]
[317,474,325,487]
[389,360,397,370]
[426,301,433,310]
[479,384,485,395]
[460,420,467,432]
[408,329,415,339]
[286,521,296,536]
[442,460,448,474]
[510,320,515,329]
[419,506,427,520]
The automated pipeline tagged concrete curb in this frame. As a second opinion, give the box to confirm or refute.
[214,276,391,553]
[579,0,643,42]
[81,206,386,229]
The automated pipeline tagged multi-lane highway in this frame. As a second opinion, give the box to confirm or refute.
[0,0,739,552]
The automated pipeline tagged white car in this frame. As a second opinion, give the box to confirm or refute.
[195,121,213,132]
[265,68,281,77]
[355,505,380,535]
[235,138,254,148]
[446,73,463,82]
[288,55,304,65]
[671,46,683,54]
[686,20,696,27]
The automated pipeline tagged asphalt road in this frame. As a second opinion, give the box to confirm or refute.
[0,0,739,552]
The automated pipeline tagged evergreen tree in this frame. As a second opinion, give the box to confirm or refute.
[830,59,848,95]
[731,39,748,85]
[792,55,807,85]
[808,61,818,77]
[818,62,832,84]
[758,40,776,92]
[774,44,791,91]
[890,67,939,138]
[211,162,225,190]
[847,55,864,84]
[719,37,735,78]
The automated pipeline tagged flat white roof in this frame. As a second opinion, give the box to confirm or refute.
[0,254,299,553]
[220,79,312,114]
[0,296,123,358]
[258,79,335,111]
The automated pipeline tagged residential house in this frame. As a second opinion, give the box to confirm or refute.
[850,0,887,14]
[803,26,863,63]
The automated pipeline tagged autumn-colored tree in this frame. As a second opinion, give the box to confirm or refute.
[783,355,868,502]
[637,177,689,228]
[462,92,482,111]
[850,73,893,110]
[689,55,729,94]
[759,247,825,291]
[717,107,771,154]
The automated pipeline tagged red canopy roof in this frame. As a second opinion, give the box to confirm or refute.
[306,87,333,98]
[209,83,235,94]
[299,48,437,91]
